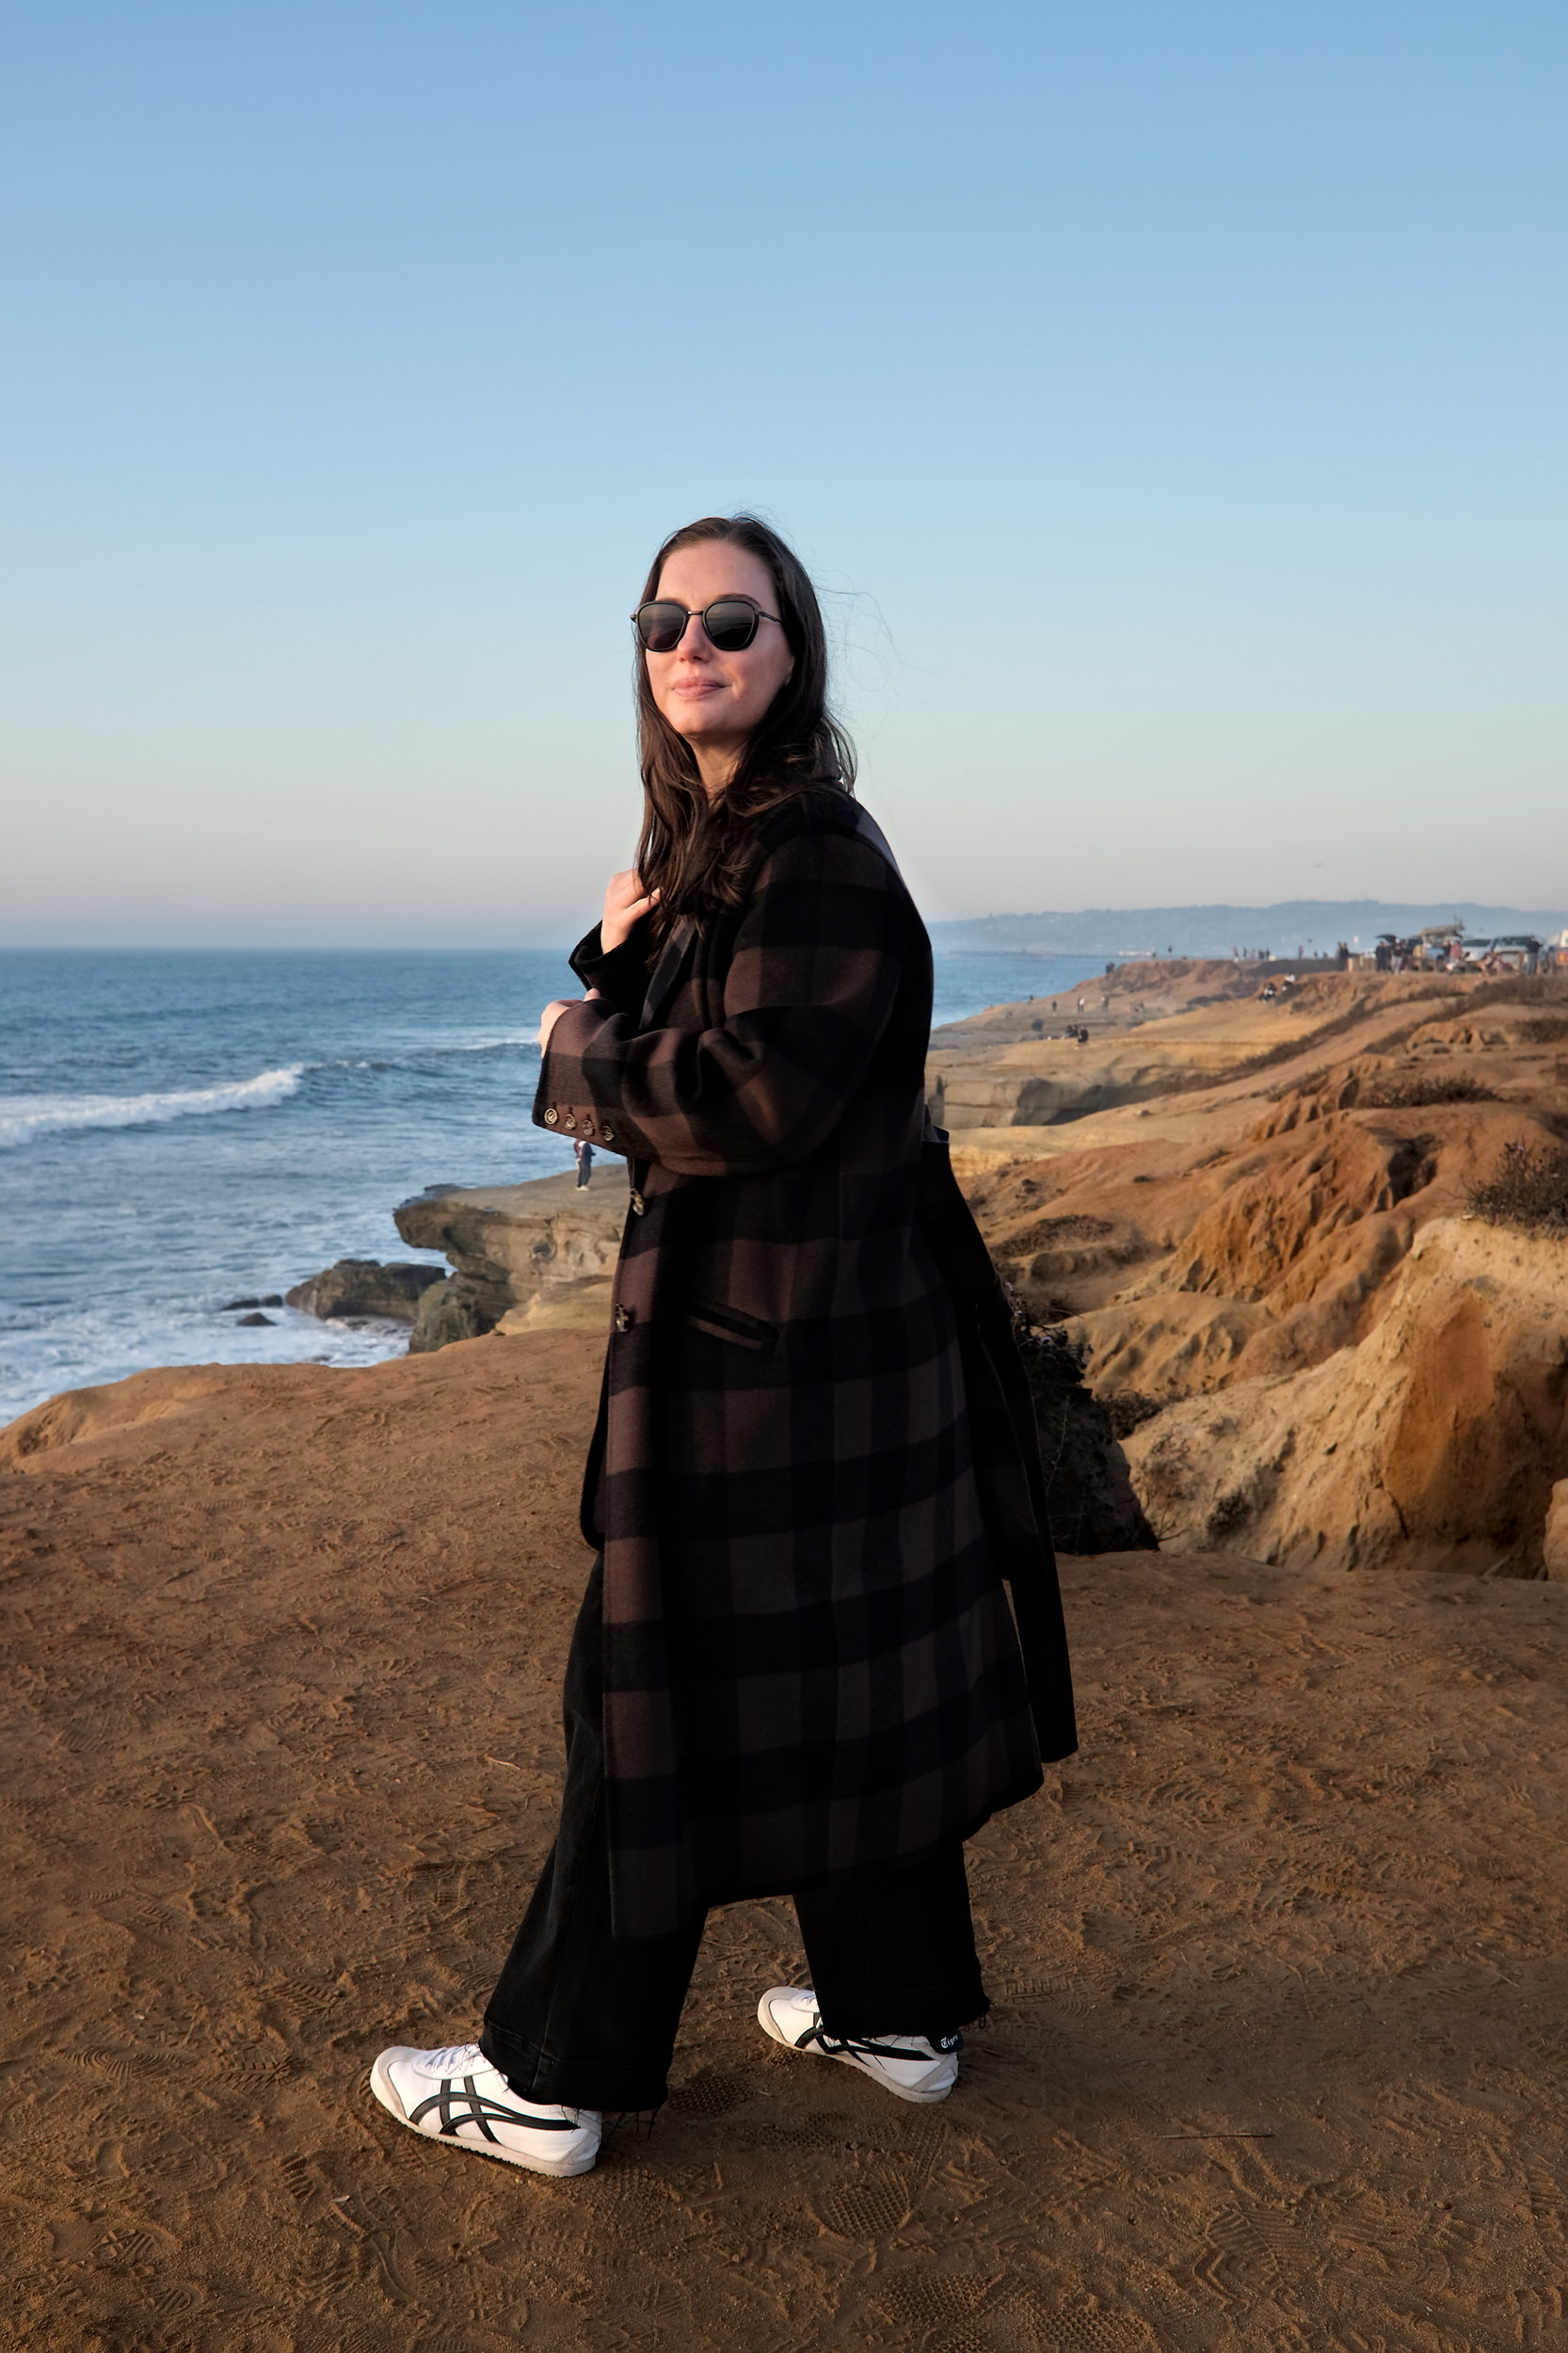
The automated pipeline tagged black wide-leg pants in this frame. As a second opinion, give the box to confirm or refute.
[479,1560,989,2114]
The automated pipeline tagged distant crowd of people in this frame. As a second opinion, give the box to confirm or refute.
[1371,932,1549,974]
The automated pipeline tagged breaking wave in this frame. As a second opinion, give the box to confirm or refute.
[0,1065,306,1150]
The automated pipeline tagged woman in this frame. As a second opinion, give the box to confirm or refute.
[371,515,1076,2179]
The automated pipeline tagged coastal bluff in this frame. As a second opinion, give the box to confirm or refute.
[392,1164,630,1347]
[378,960,1300,1349]
[6,1332,1568,2348]
[963,968,1568,1578]
[378,964,1568,1581]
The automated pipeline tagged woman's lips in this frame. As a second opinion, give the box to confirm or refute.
[671,679,724,698]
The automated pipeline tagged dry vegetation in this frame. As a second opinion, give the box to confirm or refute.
[1467,1139,1568,1238]
[1356,1072,1496,1108]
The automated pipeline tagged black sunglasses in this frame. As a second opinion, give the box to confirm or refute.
[632,596,782,654]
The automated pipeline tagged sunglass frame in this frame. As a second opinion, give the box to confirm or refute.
[632,596,782,654]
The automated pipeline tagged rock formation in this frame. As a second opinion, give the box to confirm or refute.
[283,1258,448,1322]
[928,966,1465,1141]
[964,973,1568,1577]
[1123,1218,1568,1575]
[393,1166,629,1351]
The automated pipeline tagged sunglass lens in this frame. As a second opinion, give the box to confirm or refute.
[701,599,760,650]
[635,601,687,652]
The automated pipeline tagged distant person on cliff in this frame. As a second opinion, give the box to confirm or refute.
[572,1136,594,1189]
[369,514,1076,2180]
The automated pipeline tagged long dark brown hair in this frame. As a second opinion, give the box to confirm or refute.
[632,514,856,932]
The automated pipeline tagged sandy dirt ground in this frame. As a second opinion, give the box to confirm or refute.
[6,1330,1568,2352]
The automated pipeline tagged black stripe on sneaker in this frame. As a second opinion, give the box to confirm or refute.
[408,2074,581,2140]
[803,2027,939,2065]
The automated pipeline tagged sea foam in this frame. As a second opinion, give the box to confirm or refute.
[0,1064,306,1150]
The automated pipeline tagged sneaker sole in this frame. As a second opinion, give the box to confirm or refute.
[754,1991,956,2105]
[368,2053,599,2178]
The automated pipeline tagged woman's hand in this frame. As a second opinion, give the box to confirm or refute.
[601,869,658,954]
[538,989,600,1056]
[538,999,576,1054]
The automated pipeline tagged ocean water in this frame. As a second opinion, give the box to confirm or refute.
[0,946,1107,1425]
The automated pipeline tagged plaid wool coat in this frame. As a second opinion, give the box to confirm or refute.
[536,784,1076,1938]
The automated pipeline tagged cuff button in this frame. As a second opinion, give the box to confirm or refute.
[543,1107,559,1126]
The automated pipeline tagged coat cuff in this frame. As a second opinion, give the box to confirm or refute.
[534,998,629,1150]
[569,920,654,1018]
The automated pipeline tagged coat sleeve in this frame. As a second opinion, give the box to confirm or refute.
[568,919,655,1018]
[535,824,905,1178]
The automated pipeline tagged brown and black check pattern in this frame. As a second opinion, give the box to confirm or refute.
[537,786,1076,1938]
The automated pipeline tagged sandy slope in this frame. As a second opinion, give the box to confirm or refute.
[6,1333,1568,2352]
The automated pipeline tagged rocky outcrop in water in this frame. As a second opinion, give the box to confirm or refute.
[393,1167,629,1352]
[284,1259,448,1322]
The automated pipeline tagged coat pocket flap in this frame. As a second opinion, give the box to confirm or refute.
[684,1301,779,1353]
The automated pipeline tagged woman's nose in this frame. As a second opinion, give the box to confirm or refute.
[674,612,710,654]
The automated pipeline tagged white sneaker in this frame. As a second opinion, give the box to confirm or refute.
[756,1987,960,2104]
[369,2042,600,2177]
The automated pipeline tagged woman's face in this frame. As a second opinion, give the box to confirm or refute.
[645,540,795,770]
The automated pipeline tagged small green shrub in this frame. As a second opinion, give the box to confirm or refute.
[1466,1141,1568,1237]
[1517,1016,1568,1045]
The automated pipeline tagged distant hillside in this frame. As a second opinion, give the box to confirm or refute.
[929,900,1568,958]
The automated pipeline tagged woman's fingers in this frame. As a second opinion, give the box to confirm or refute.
[600,874,659,953]
[537,997,578,1053]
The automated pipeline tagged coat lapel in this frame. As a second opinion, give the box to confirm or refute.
[640,915,699,1031]
[637,791,860,1032]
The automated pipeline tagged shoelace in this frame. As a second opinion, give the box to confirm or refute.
[420,2042,486,2073]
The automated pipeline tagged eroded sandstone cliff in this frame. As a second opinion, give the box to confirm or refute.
[392,1165,629,1347]
[966,975,1568,1576]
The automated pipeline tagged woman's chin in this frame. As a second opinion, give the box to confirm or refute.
[665,710,742,746]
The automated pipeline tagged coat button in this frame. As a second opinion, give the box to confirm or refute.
[629,1189,646,1215]
[601,1125,616,1144]
[614,1304,635,1332]
[563,1111,577,1131]
[543,1106,558,1126]
[582,1117,596,1138]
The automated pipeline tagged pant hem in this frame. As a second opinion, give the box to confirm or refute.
[480,2021,670,2116]
[812,1993,990,2041]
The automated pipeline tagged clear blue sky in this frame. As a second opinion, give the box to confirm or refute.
[3,1,1562,946]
